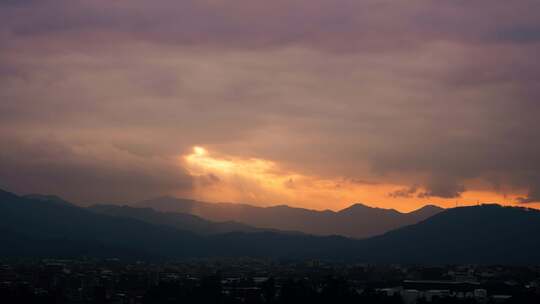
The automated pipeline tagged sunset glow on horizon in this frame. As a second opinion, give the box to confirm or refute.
[2,1,540,211]
[180,146,538,212]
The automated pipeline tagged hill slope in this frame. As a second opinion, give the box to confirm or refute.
[359,204,540,264]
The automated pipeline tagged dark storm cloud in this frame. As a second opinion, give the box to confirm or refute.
[518,193,540,204]
[0,137,193,204]
[1,1,540,204]
[389,185,419,199]
[418,180,466,200]
[492,26,540,44]
[515,175,540,204]
[2,0,539,50]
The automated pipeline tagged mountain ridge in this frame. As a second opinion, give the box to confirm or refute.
[88,204,302,236]
[134,196,444,238]
[1,188,540,264]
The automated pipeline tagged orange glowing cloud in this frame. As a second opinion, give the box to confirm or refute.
[180,146,536,212]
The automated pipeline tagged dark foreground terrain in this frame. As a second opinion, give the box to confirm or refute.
[1,258,539,304]
[3,188,540,303]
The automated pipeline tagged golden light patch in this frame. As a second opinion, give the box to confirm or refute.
[193,146,207,156]
[180,146,538,212]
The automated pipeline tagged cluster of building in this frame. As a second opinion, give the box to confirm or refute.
[381,280,492,303]
[377,265,540,303]
[0,258,539,303]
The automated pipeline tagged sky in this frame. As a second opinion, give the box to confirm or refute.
[1,0,540,211]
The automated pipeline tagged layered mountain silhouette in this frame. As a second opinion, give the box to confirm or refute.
[134,197,443,238]
[88,204,287,235]
[0,189,353,259]
[2,188,540,264]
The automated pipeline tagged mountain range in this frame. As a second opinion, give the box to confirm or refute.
[133,197,443,238]
[88,204,279,235]
[1,188,540,264]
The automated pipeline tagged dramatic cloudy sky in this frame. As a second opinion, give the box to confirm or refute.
[1,0,540,211]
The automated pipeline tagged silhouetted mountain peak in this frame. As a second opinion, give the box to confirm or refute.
[409,204,444,216]
[134,197,447,238]
[416,204,442,210]
[338,203,400,215]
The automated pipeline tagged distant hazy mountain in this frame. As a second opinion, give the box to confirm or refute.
[2,188,540,264]
[88,204,271,235]
[135,197,444,238]
[0,189,354,259]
